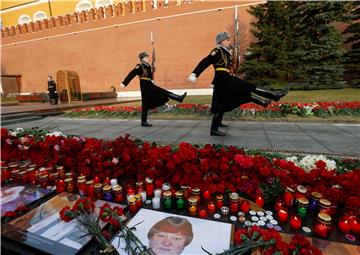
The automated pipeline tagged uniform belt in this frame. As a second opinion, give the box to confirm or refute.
[140,77,151,80]
[215,68,230,72]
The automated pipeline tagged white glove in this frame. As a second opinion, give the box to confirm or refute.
[188,73,197,83]
[120,83,126,88]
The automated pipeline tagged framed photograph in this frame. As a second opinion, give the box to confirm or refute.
[1,184,53,217]
[2,193,125,255]
[111,208,234,255]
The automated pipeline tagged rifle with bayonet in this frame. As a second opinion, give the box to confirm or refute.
[232,4,241,76]
[151,32,156,80]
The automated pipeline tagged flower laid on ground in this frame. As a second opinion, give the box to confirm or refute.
[2,128,360,209]
[203,226,322,255]
[59,198,151,255]
[65,101,360,118]
[286,155,336,173]
[2,204,30,223]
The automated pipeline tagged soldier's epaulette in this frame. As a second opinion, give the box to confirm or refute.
[210,48,219,56]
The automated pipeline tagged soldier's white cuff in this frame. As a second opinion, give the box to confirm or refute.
[188,73,197,83]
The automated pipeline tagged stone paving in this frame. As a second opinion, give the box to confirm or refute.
[3,117,360,157]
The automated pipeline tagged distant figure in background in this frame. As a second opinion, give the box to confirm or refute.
[120,51,187,127]
[47,75,58,105]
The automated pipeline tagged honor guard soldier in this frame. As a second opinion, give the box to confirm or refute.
[188,32,289,136]
[47,75,58,105]
[121,52,187,127]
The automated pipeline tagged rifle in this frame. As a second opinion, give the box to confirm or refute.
[151,32,156,79]
[232,4,241,76]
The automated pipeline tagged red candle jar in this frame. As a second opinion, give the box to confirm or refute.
[240,199,250,213]
[39,174,49,188]
[207,201,216,215]
[26,168,36,184]
[49,172,60,186]
[135,181,144,193]
[290,215,302,230]
[135,193,143,208]
[277,209,289,222]
[191,187,201,204]
[229,192,240,214]
[319,199,332,215]
[11,169,20,183]
[56,166,65,179]
[94,183,103,199]
[215,194,224,209]
[94,176,100,184]
[295,185,307,199]
[104,177,111,185]
[314,212,333,238]
[18,171,27,184]
[284,187,295,207]
[350,217,360,234]
[255,194,264,208]
[338,216,351,234]
[202,190,211,202]
[128,197,138,213]
[1,166,11,181]
[64,178,74,193]
[77,179,86,196]
[113,185,124,203]
[145,177,154,198]
[56,179,65,193]
[86,180,95,198]
[180,185,190,200]
[198,206,208,218]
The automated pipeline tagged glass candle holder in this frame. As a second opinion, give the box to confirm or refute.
[198,206,208,218]
[191,187,201,204]
[162,191,172,210]
[154,188,162,198]
[277,209,289,222]
[274,200,284,211]
[86,180,95,198]
[162,182,171,193]
[64,178,74,193]
[240,199,250,213]
[290,215,302,230]
[313,212,333,238]
[128,197,137,213]
[215,194,224,209]
[319,199,332,215]
[350,217,360,234]
[135,181,144,193]
[113,185,124,203]
[103,185,113,202]
[135,193,143,208]
[284,187,295,207]
[188,196,198,216]
[56,179,65,193]
[180,185,190,200]
[175,190,185,210]
[297,197,309,218]
[152,197,161,209]
[207,201,216,215]
[255,194,264,208]
[202,190,211,202]
[229,192,240,214]
[338,216,351,234]
[295,185,307,200]
[309,192,323,211]
[145,177,154,198]
[77,179,86,196]
[94,183,103,199]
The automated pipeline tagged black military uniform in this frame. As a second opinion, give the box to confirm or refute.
[122,53,186,127]
[190,35,288,136]
[47,77,58,105]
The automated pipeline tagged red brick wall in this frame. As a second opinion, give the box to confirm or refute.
[1,1,260,93]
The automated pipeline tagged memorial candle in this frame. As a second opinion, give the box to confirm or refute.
[56,179,65,193]
[277,209,288,222]
[284,187,295,207]
[152,197,160,209]
[207,201,216,215]
[290,215,302,230]
[202,190,211,202]
[255,194,264,208]
[145,177,154,198]
[338,217,351,233]
[240,199,250,213]
[198,206,208,218]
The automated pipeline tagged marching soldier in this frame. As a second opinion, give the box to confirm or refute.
[188,32,289,136]
[121,52,187,127]
[47,75,58,105]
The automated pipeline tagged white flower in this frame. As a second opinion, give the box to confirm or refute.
[6,139,12,145]
[54,145,60,152]
[46,131,67,138]
[112,158,119,164]
[303,106,314,116]
[72,136,80,141]
[9,127,24,136]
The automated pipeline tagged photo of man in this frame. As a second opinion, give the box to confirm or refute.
[147,216,193,255]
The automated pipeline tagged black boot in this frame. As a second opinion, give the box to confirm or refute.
[218,112,227,127]
[210,112,226,136]
[251,95,272,108]
[168,92,187,103]
[141,109,152,127]
[254,87,289,102]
